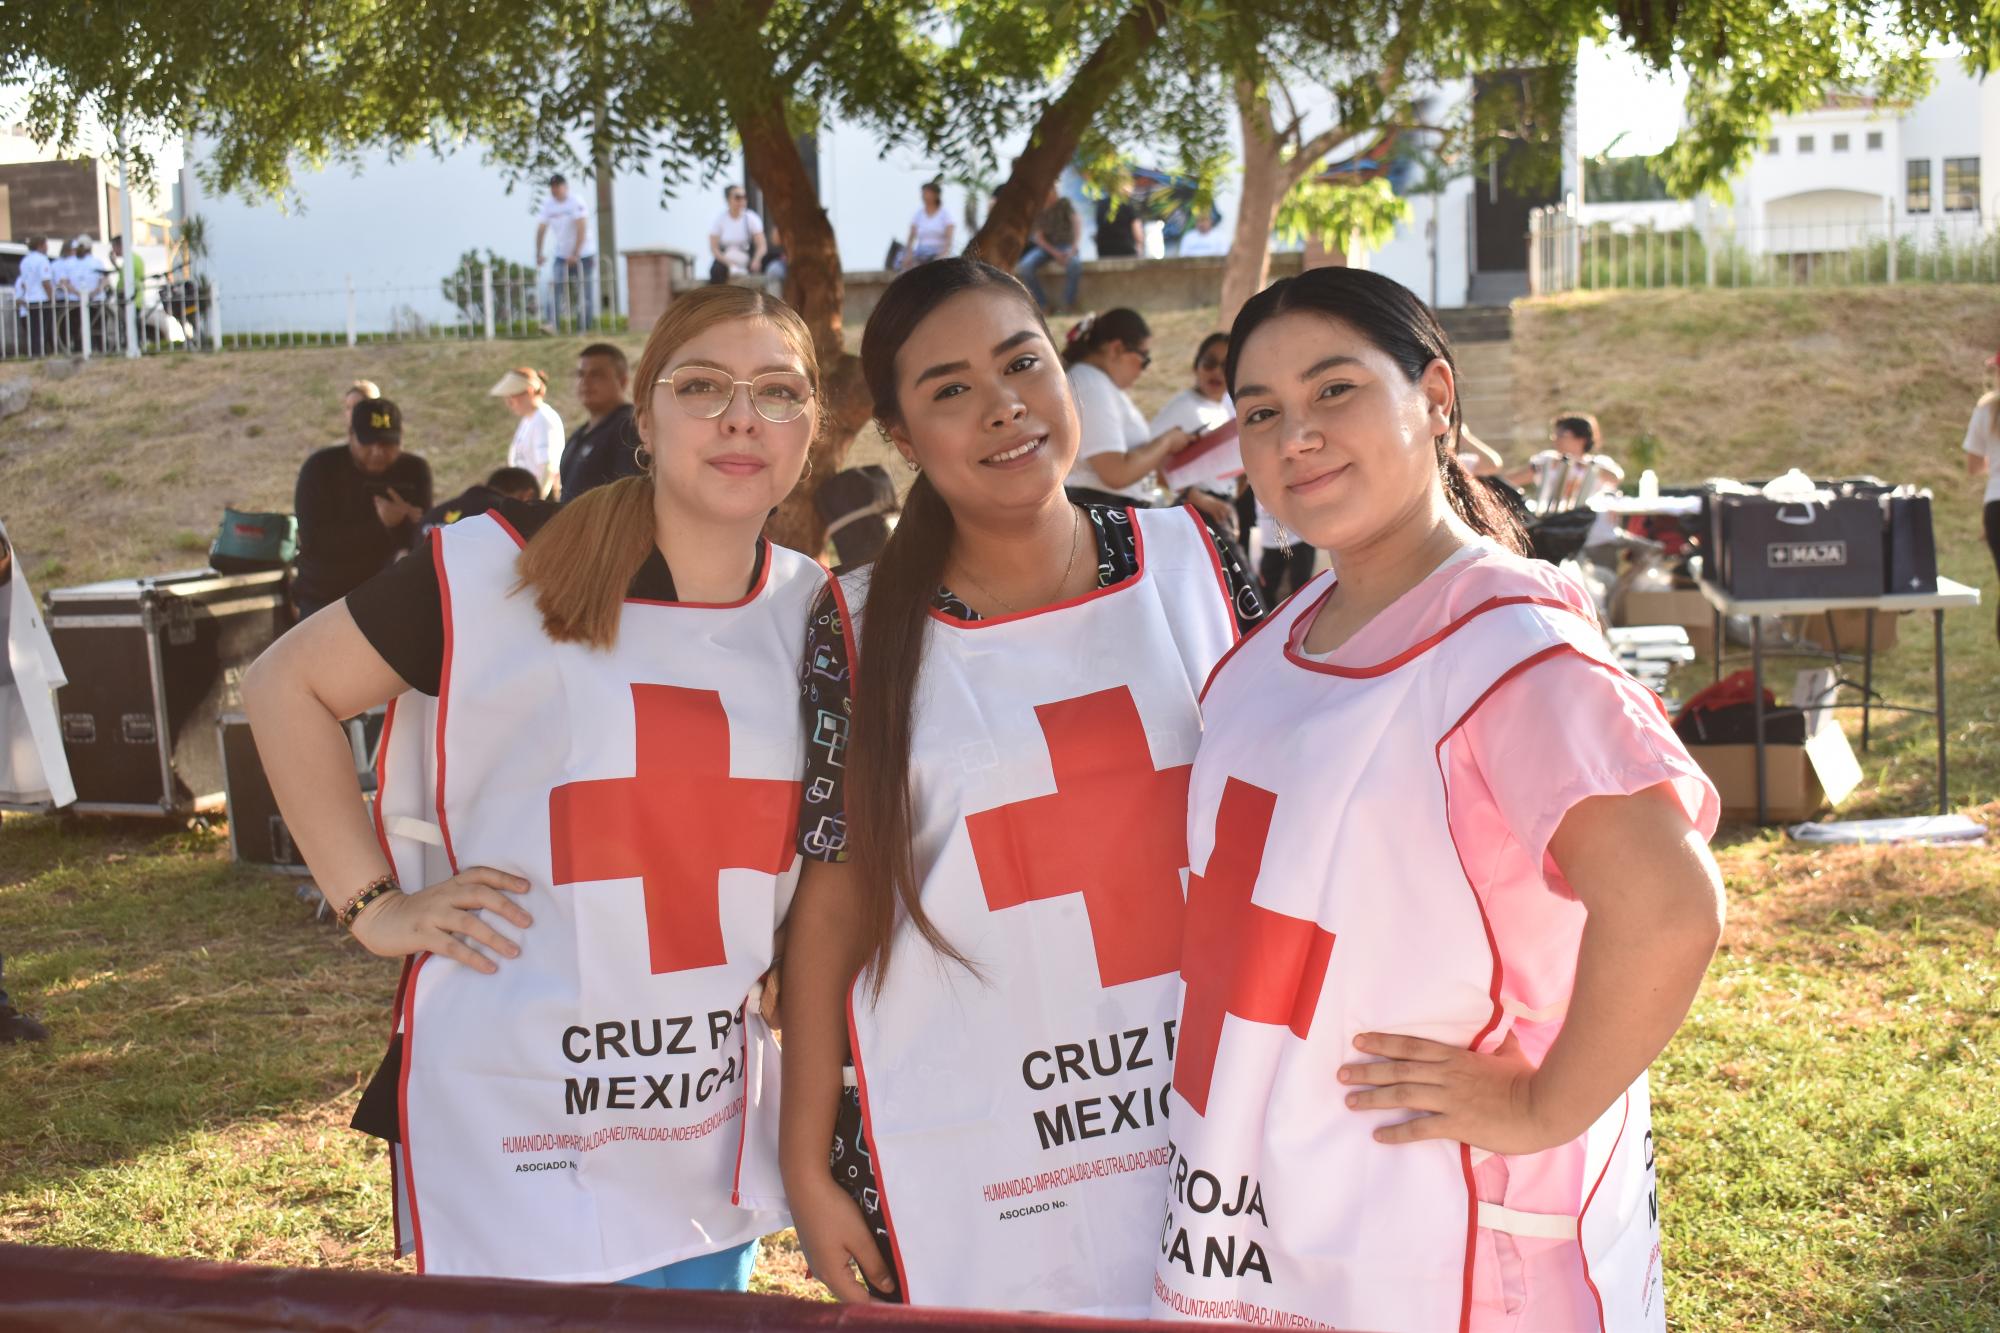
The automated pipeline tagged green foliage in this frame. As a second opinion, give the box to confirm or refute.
[441,249,539,327]
[1274,176,1408,255]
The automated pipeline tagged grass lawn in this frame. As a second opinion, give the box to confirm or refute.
[3,288,1998,1326]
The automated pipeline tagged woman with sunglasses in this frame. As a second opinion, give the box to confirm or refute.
[1061,307,1188,508]
[244,286,825,1290]
[1149,332,1251,563]
[780,259,1262,1315]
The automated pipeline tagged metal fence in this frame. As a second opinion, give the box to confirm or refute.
[1529,203,1997,295]
[2,261,643,363]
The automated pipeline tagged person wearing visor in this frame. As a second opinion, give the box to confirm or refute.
[492,367,566,498]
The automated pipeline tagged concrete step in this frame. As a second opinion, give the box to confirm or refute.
[1439,305,1513,346]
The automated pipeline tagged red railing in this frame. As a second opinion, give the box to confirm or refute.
[0,1243,1249,1332]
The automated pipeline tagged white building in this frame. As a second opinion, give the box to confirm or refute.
[177,74,1502,333]
[1578,58,1994,255]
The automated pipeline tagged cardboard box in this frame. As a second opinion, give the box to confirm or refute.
[1790,608,1900,655]
[1621,586,1716,658]
[1691,742,1826,823]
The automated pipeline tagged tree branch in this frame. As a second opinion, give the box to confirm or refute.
[968,0,1174,267]
[778,0,867,89]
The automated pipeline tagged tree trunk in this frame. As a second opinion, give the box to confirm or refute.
[592,101,617,321]
[970,0,1171,268]
[1220,78,1285,327]
[737,96,871,556]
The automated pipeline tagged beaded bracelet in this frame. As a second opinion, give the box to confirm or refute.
[336,875,399,929]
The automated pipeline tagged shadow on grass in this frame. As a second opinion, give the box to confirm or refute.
[0,814,397,1193]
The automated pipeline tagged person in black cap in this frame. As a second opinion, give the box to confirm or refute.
[291,397,432,621]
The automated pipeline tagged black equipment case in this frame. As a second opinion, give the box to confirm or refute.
[217,709,374,871]
[43,568,289,816]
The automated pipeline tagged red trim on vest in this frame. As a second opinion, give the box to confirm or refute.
[1577,1091,1632,1333]
[1196,573,1322,705]
[927,506,1149,629]
[729,1020,751,1207]
[1285,591,1590,679]
[1434,639,1598,1330]
[844,981,911,1301]
[488,511,529,550]
[826,573,862,690]
[626,540,776,609]
[396,951,433,1273]
[1181,503,1242,646]
[431,538,460,876]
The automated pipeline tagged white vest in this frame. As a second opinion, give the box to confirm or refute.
[0,520,75,809]
[845,505,1238,1316]
[372,513,820,1281]
[1155,566,1666,1333]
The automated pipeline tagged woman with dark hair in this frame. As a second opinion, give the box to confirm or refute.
[900,180,957,269]
[779,258,1261,1314]
[1061,307,1189,508]
[1153,268,1725,1332]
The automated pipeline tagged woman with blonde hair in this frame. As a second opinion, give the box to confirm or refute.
[244,285,827,1289]
[493,364,566,496]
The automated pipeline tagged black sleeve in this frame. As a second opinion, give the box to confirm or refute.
[796,583,853,863]
[345,531,445,696]
[1195,508,1266,635]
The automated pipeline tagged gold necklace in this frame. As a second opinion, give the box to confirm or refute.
[953,505,1082,615]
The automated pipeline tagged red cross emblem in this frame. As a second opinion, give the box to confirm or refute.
[1173,778,1335,1117]
[966,687,1187,988]
[549,684,800,974]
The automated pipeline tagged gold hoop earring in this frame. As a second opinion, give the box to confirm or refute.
[635,445,654,475]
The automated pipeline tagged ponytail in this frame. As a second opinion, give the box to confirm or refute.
[848,255,1045,990]
[514,475,658,648]
[849,472,980,991]
[1436,437,1529,556]
[1061,307,1150,368]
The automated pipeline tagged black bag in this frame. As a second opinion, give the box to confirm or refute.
[1674,702,1808,747]
[1884,494,1938,594]
[1712,495,1885,599]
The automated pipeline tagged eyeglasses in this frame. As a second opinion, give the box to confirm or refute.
[658,367,813,423]
[1196,357,1225,372]
[1133,348,1153,370]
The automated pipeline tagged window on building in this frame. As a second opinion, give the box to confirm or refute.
[1832,133,1850,152]
[1866,131,1883,150]
[1943,158,1980,213]
[1766,137,1780,154]
[1798,135,1815,153]
[1906,159,1932,214]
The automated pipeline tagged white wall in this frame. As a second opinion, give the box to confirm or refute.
[1368,178,1474,310]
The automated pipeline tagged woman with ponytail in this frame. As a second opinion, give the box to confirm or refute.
[244,286,826,1289]
[779,258,1262,1313]
[1153,266,1725,1332]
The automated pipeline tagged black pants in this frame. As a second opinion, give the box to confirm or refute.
[1984,500,2000,648]
[1259,541,1315,605]
[0,953,13,1011]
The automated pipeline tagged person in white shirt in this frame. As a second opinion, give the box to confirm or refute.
[535,174,596,331]
[1060,307,1189,507]
[1178,211,1230,258]
[1966,350,2000,648]
[708,184,766,283]
[491,367,566,498]
[1148,331,1242,540]
[900,181,956,268]
[13,237,53,357]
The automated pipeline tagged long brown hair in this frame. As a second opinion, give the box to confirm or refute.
[850,257,1050,988]
[1226,267,1529,555]
[515,286,819,647]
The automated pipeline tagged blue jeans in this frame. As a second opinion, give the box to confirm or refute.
[616,1238,760,1291]
[1015,246,1082,311]
[550,255,596,330]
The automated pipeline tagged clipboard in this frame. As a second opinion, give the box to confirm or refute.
[1162,419,1242,491]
